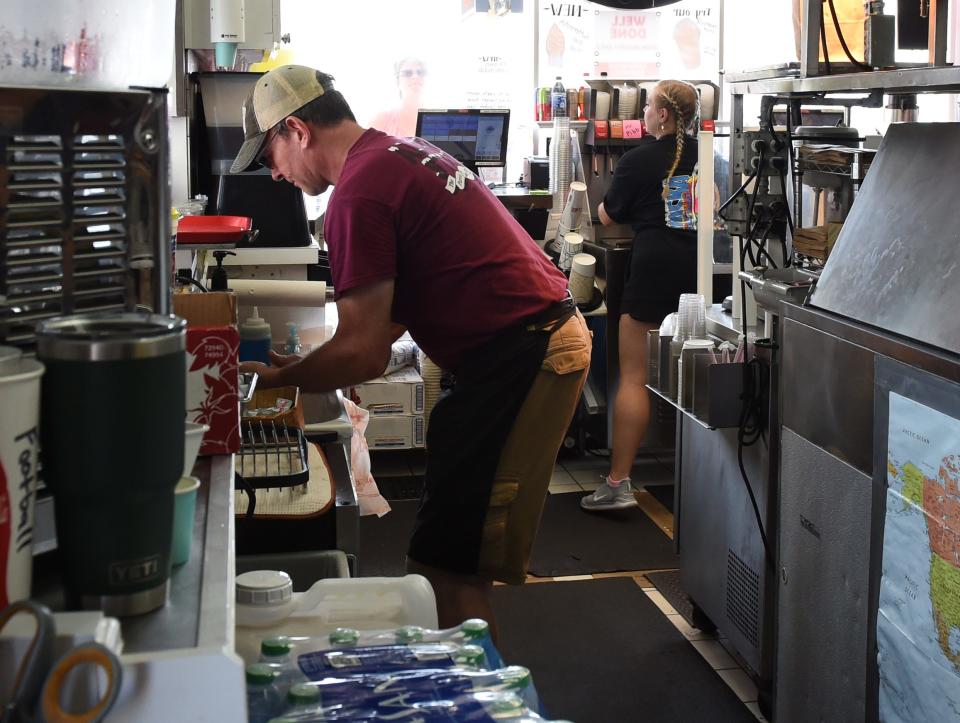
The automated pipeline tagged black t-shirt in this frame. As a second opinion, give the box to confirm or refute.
[602,134,699,239]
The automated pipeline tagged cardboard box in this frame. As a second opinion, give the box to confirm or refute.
[350,367,424,416]
[173,292,240,455]
[365,414,425,449]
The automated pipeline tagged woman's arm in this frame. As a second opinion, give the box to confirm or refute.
[597,202,614,226]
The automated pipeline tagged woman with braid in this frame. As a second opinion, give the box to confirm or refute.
[582,79,700,511]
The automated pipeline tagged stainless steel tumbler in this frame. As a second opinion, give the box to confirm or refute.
[37,313,186,616]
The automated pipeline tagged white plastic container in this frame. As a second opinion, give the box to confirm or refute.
[235,571,438,665]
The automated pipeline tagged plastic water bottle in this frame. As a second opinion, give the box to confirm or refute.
[323,619,503,668]
[281,665,536,709]
[259,636,308,692]
[264,691,543,722]
[246,663,282,723]
[551,77,567,118]
[297,642,487,679]
[286,682,322,711]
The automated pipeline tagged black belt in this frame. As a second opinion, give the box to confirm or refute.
[523,291,576,332]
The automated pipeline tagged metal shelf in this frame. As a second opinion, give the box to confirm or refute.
[728,65,960,96]
[646,383,715,431]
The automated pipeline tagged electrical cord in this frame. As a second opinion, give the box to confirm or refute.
[826,0,872,70]
[176,273,208,293]
[820,3,832,76]
[745,146,766,240]
[736,356,776,575]
[718,170,758,221]
[732,262,776,574]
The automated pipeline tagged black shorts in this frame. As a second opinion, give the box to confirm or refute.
[407,299,579,578]
[620,229,697,324]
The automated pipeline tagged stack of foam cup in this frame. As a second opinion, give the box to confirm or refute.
[569,253,596,305]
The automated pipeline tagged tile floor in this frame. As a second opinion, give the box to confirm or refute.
[369,449,768,722]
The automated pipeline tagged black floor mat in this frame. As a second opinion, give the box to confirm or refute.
[357,500,419,576]
[492,578,755,723]
[376,475,425,501]
[646,482,675,513]
[528,492,677,576]
[646,569,718,632]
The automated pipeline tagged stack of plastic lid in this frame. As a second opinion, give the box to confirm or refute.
[617,85,639,120]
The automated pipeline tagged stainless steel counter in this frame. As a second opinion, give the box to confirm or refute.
[122,454,235,654]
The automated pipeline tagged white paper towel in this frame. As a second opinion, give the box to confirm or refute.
[229,279,327,307]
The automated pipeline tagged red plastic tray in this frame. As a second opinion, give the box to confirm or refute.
[176,215,252,244]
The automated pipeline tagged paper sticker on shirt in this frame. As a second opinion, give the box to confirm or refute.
[387,139,472,195]
[663,167,698,231]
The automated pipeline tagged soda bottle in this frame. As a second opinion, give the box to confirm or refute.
[551,77,567,118]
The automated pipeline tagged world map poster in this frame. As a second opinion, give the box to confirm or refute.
[880,392,960,722]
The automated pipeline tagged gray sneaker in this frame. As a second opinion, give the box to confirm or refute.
[581,477,639,511]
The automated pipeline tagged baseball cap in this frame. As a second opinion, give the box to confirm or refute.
[230,65,334,174]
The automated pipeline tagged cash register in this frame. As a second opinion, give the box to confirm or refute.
[415,108,550,237]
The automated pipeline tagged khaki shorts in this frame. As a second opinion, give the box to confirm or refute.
[476,310,592,583]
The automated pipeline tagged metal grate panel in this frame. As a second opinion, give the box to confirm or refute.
[725,548,760,648]
[2,134,131,350]
[1,86,169,351]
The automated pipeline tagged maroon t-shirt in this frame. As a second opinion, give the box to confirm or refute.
[324,129,568,370]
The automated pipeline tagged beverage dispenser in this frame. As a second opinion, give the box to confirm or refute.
[189,71,312,248]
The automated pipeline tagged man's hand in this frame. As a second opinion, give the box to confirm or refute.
[240,351,302,389]
[235,279,399,394]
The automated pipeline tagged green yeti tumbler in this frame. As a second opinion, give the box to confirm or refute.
[37,313,186,616]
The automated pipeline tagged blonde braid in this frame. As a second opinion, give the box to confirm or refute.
[658,91,686,200]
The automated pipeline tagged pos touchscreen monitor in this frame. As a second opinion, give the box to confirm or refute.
[415,109,510,174]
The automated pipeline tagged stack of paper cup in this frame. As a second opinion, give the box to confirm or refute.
[559,181,587,235]
[0,354,44,608]
[558,232,584,273]
[549,116,572,213]
[569,253,596,305]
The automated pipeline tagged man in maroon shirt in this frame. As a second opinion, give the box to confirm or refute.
[233,66,591,636]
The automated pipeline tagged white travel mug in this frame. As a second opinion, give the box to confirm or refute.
[0,357,45,607]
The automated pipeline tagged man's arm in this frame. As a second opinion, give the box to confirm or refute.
[241,279,397,393]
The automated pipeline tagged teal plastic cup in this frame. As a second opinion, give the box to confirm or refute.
[172,476,200,566]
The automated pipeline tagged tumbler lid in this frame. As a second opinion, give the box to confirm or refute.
[236,570,293,606]
[36,312,186,362]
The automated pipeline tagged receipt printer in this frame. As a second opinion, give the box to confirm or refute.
[523,156,549,191]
